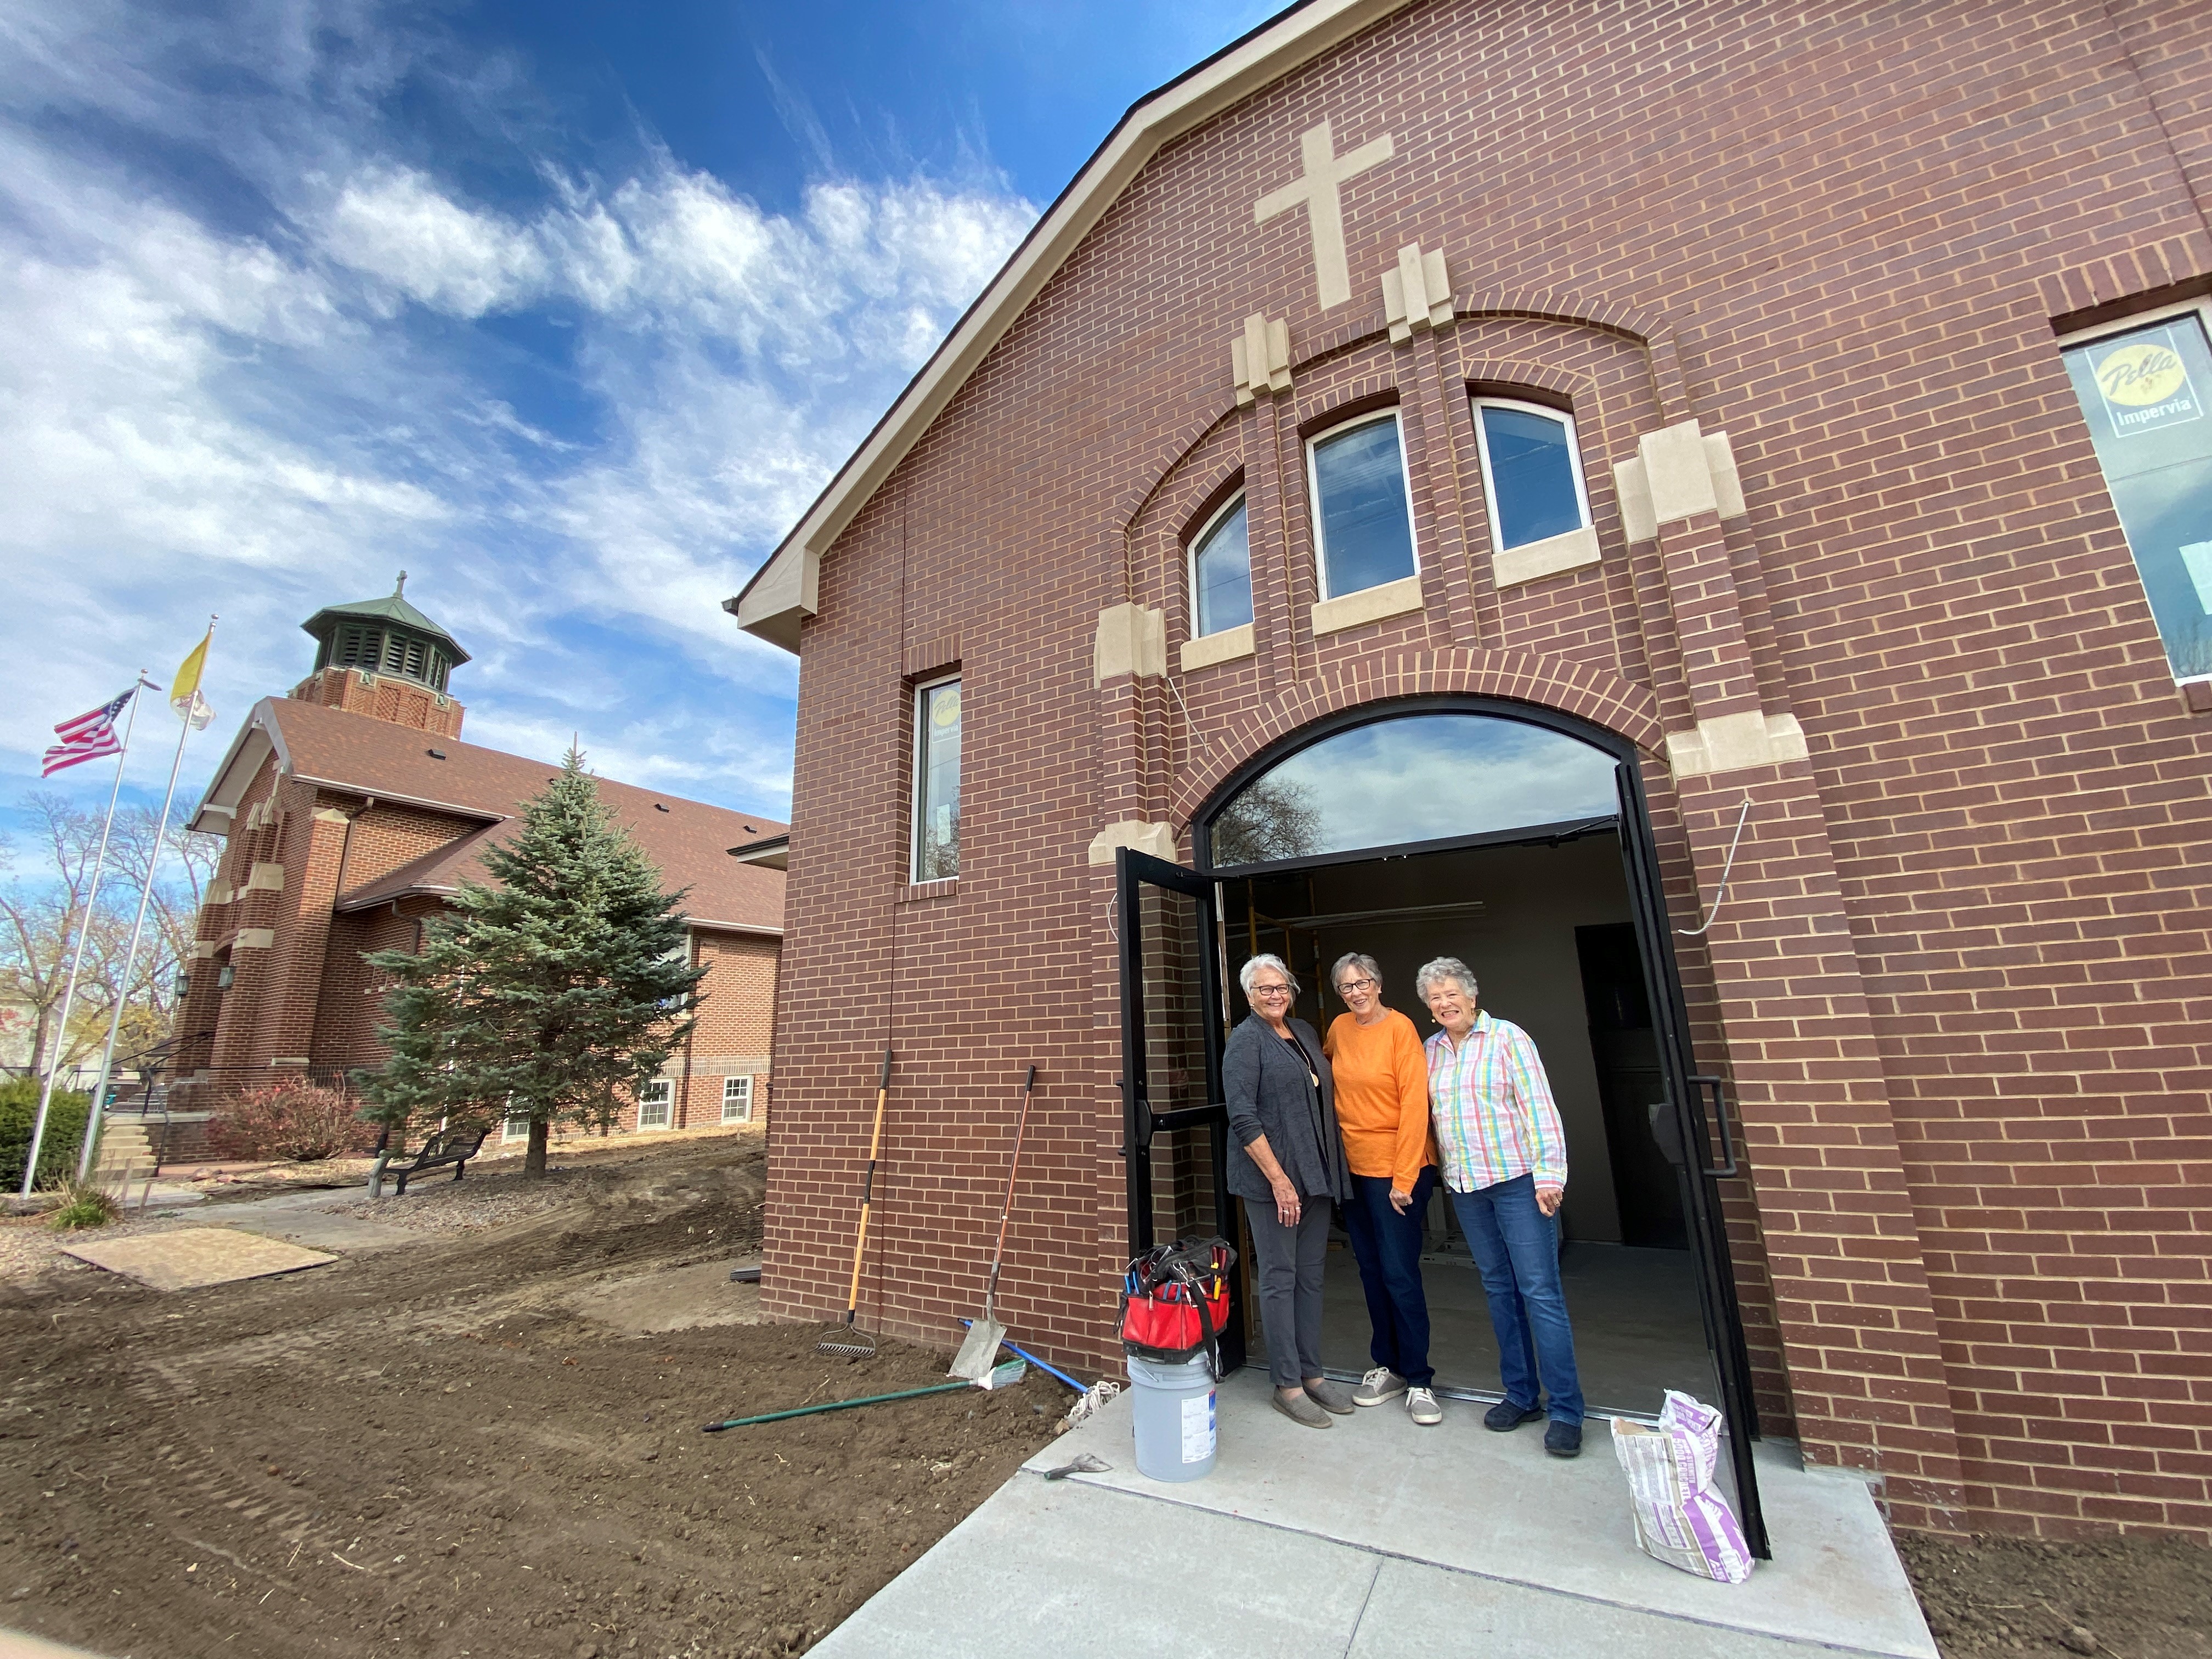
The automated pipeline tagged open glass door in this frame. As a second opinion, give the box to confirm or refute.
[1115,845,1244,1374]
[1616,763,1771,1559]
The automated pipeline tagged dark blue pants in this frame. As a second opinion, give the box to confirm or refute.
[1342,1165,1437,1388]
[1449,1173,1585,1424]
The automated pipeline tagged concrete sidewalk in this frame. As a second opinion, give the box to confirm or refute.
[814,1369,1937,1658]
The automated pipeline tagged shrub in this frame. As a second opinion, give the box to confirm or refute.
[49,1178,120,1231]
[210,1080,377,1163]
[0,1076,93,1193]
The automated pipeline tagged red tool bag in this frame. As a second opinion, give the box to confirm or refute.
[1120,1237,1237,1376]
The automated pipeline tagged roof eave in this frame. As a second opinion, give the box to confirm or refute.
[725,0,1414,653]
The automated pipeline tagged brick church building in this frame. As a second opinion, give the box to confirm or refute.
[176,580,789,1137]
[732,0,2212,1544]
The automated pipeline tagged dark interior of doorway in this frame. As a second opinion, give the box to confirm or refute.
[1223,829,1716,1418]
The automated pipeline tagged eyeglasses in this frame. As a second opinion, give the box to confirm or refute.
[1249,984,1294,998]
[1335,978,1378,995]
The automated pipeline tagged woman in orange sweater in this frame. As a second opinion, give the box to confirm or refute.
[1323,952,1444,1426]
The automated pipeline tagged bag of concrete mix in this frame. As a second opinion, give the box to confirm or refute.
[1611,1391,1755,1583]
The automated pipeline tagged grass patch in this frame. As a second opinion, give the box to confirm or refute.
[49,1181,121,1231]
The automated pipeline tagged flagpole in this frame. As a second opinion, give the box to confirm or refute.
[19,680,150,1200]
[79,619,216,1186]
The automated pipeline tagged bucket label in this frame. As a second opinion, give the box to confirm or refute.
[1181,1389,1216,1463]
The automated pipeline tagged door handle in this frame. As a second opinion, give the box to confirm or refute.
[1687,1074,1738,1178]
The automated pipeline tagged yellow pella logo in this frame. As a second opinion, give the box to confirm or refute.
[2097,341,2188,408]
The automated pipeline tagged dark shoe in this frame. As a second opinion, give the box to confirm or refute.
[1545,1420,1583,1458]
[1484,1400,1543,1432]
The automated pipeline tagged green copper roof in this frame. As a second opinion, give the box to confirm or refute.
[300,574,470,663]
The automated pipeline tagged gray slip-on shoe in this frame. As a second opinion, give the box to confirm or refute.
[1273,1389,1334,1429]
[1304,1376,1357,1415]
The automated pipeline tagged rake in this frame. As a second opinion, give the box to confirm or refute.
[949,1064,1037,1381]
[819,1045,893,1358]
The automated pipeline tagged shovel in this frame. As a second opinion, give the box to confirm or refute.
[949,1064,1037,1382]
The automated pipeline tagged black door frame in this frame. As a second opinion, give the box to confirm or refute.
[1172,691,1769,1559]
[1116,845,1246,1376]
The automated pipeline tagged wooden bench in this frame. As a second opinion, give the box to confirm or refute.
[388,1125,490,1197]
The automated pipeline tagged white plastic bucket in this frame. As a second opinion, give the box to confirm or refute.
[1128,1353,1216,1482]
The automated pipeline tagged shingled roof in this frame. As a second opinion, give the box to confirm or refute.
[189,698,787,934]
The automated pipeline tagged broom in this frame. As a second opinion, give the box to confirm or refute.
[819,1045,893,1358]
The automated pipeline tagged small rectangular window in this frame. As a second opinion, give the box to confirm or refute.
[912,675,961,882]
[1474,398,1592,551]
[637,1079,674,1130]
[1308,413,1418,600]
[721,1075,754,1124]
[502,1108,530,1143]
[2061,310,2212,680]
[1189,495,1254,637]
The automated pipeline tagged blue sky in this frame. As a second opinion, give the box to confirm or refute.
[1,0,1280,838]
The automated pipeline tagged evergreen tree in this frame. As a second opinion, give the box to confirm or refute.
[361,748,706,1176]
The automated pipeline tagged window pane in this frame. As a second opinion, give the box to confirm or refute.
[1210,712,1618,866]
[914,679,961,881]
[721,1075,753,1123]
[2063,317,2212,679]
[1312,417,1416,597]
[1192,499,1253,636]
[1481,405,1585,549]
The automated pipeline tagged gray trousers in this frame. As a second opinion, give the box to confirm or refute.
[1244,1197,1333,1389]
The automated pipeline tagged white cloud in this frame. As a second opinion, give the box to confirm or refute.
[0,0,1037,818]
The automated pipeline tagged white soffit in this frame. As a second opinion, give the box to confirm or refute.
[726,0,1417,652]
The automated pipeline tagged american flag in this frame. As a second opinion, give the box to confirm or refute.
[41,686,138,777]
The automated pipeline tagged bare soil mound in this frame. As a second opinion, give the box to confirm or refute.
[0,1137,1059,1658]
[1898,1527,2212,1658]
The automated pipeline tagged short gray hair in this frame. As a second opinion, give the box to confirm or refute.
[1415,957,1478,1003]
[1239,953,1300,997]
[1331,952,1381,992]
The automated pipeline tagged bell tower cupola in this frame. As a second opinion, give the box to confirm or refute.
[289,573,471,737]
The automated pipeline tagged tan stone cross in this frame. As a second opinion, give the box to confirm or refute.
[1254,118,1395,309]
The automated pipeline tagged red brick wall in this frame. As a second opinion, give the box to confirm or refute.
[670,929,778,1129]
[761,0,2212,1540]
[288,668,465,738]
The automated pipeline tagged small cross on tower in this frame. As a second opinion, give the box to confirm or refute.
[1254,118,1395,309]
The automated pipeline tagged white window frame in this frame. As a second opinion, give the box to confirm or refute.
[721,1074,754,1124]
[501,1106,530,1143]
[636,1077,675,1131]
[910,673,961,884]
[2056,296,2212,686]
[1305,409,1420,602]
[1471,397,1594,554]
[1186,490,1252,639]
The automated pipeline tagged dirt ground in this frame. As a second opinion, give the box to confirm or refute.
[1897,1528,2212,1658]
[0,1136,1061,1659]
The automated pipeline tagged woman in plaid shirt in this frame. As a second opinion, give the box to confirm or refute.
[1418,955,1587,1457]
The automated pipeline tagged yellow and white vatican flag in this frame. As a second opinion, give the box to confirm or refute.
[169,628,215,730]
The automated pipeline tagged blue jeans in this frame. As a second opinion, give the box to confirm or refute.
[1449,1174,1584,1424]
[1343,1165,1436,1387]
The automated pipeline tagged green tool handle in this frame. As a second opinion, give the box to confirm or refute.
[701,1380,972,1432]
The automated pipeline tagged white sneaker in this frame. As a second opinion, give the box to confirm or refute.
[1353,1367,1407,1407]
[1407,1387,1442,1426]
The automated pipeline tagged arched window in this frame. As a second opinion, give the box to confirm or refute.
[1308,411,1417,600]
[1188,495,1253,637]
[1474,398,1592,552]
[1207,709,1619,868]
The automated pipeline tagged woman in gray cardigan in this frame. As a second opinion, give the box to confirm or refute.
[1224,952,1355,1428]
